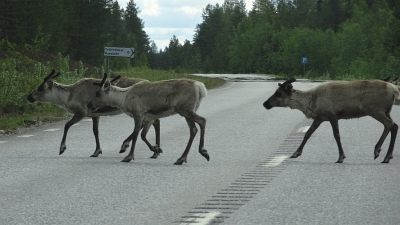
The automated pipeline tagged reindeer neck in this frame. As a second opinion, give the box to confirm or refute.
[288,89,315,118]
[105,86,130,108]
[50,82,72,106]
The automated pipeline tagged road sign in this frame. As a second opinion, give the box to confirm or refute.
[104,47,134,58]
[301,57,308,64]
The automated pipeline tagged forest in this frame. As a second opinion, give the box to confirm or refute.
[1,0,400,129]
[1,0,399,78]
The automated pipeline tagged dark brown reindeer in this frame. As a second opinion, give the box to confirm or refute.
[27,69,162,158]
[263,78,399,163]
[87,73,209,164]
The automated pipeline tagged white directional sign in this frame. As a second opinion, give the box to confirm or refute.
[104,47,134,58]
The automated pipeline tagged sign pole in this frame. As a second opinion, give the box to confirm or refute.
[107,57,110,74]
[301,57,307,76]
[127,58,130,77]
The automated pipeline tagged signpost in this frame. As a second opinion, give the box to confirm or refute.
[301,57,307,76]
[104,47,134,75]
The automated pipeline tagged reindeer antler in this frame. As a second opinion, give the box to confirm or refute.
[110,75,121,83]
[278,78,296,88]
[93,73,108,86]
[44,69,56,82]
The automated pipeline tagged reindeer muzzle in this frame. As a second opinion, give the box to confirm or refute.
[263,100,272,110]
[26,92,36,103]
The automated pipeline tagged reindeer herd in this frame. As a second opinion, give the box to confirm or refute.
[27,69,400,164]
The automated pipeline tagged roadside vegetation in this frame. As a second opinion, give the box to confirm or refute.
[0,46,225,132]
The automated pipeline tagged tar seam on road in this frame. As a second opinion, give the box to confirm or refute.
[175,120,311,225]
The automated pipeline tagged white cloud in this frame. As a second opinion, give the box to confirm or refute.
[117,0,255,50]
[174,6,201,18]
[138,0,160,16]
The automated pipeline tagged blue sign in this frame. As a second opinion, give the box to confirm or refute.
[301,57,308,64]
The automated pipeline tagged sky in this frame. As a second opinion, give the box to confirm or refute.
[116,0,254,51]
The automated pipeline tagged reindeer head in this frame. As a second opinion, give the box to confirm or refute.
[27,69,61,103]
[87,73,121,110]
[263,78,296,109]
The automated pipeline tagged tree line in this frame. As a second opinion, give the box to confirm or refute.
[1,0,400,79]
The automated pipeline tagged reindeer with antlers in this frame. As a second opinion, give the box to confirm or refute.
[263,78,399,163]
[87,73,209,164]
[27,69,162,158]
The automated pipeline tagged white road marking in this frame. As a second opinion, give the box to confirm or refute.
[17,135,34,138]
[180,211,221,225]
[83,119,92,122]
[297,126,310,133]
[263,155,289,167]
[43,128,59,132]
[72,123,80,126]
[0,141,7,144]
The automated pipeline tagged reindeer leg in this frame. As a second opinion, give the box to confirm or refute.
[371,113,393,161]
[382,123,398,163]
[152,119,162,154]
[174,118,198,165]
[194,113,209,161]
[141,120,161,159]
[90,116,102,157]
[60,113,84,155]
[292,119,323,158]
[329,117,346,163]
[382,119,398,163]
[121,119,142,162]
[120,133,133,153]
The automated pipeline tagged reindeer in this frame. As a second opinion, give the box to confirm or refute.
[263,78,399,163]
[27,69,162,158]
[87,73,209,164]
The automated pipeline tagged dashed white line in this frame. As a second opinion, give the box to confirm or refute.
[83,119,92,122]
[297,126,310,133]
[263,155,289,167]
[180,211,221,225]
[0,141,7,144]
[17,135,34,138]
[43,129,60,132]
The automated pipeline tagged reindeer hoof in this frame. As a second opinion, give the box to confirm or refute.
[374,149,381,159]
[153,146,163,154]
[174,158,186,165]
[59,146,66,155]
[382,156,392,163]
[120,143,129,153]
[290,152,301,158]
[121,156,133,162]
[200,149,210,161]
[150,153,159,159]
[90,149,102,157]
[335,160,343,163]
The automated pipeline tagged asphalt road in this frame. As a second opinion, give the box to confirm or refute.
[1,76,400,225]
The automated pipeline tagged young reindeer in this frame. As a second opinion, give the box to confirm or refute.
[263,78,399,163]
[87,73,209,164]
[27,69,162,158]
